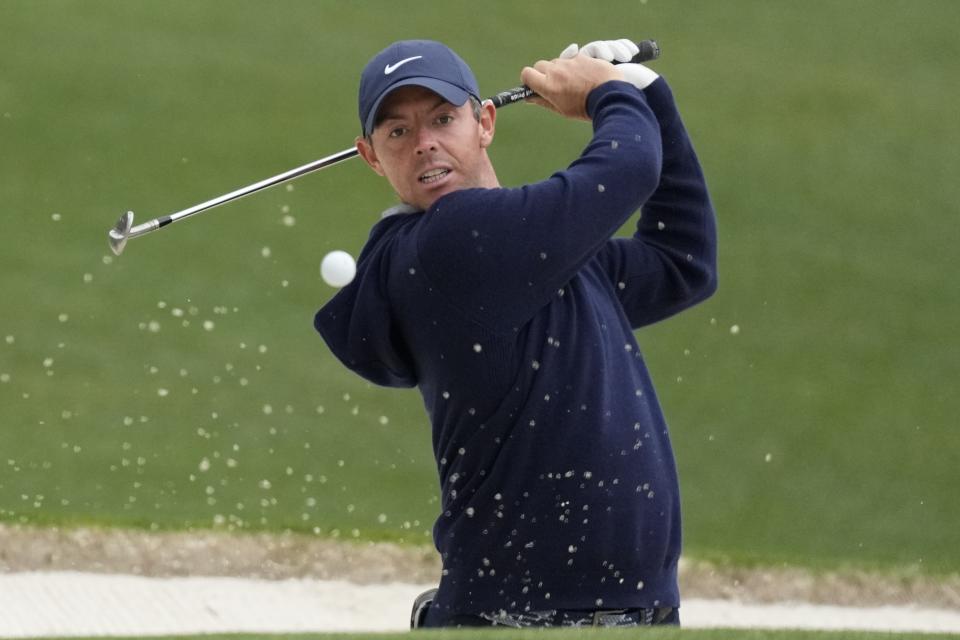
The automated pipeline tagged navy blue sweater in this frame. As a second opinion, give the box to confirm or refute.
[315,78,717,617]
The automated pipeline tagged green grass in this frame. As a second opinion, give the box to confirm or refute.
[37,631,960,640]
[1,0,958,575]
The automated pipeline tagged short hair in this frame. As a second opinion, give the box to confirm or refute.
[468,95,482,120]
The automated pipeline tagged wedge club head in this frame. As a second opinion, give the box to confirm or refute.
[108,211,134,256]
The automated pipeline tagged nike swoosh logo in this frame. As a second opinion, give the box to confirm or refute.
[384,56,423,75]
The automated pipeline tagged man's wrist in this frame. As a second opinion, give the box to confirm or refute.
[586,80,642,120]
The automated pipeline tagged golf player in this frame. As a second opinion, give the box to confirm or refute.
[315,38,717,627]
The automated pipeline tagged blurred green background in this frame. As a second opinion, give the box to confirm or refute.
[1,1,957,575]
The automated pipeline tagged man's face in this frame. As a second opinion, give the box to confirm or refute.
[356,85,497,211]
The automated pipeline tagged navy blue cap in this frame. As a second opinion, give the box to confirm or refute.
[359,40,479,137]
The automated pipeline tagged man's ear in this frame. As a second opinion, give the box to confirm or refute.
[355,135,385,176]
[478,100,496,149]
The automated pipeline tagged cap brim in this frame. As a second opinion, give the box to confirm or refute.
[364,77,473,136]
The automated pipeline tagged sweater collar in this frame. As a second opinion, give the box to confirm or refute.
[381,203,421,218]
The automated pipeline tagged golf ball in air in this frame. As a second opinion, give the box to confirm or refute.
[321,250,356,287]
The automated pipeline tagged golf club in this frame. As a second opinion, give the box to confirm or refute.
[107,39,659,256]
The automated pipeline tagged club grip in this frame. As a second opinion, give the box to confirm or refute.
[488,39,660,108]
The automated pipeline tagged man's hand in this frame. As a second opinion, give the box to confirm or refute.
[520,54,624,120]
[560,38,639,62]
[560,38,660,90]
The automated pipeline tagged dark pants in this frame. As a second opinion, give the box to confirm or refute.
[424,606,679,628]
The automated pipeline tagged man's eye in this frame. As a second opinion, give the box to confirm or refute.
[436,115,453,125]
[388,127,406,138]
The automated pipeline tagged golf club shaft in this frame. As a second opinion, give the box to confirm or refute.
[125,147,359,239]
[116,39,659,246]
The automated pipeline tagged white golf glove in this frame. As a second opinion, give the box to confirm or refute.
[560,38,659,90]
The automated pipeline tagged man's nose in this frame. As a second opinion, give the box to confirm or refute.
[414,127,438,155]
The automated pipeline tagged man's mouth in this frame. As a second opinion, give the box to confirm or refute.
[419,168,450,184]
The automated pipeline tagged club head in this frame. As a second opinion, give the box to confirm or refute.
[108,211,134,256]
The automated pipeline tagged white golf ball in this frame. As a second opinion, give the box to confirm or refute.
[320,250,356,287]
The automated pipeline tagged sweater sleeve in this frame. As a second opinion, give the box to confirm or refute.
[595,77,718,328]
[414,80,663,332]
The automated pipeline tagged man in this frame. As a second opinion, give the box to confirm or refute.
[314,38,717,627]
